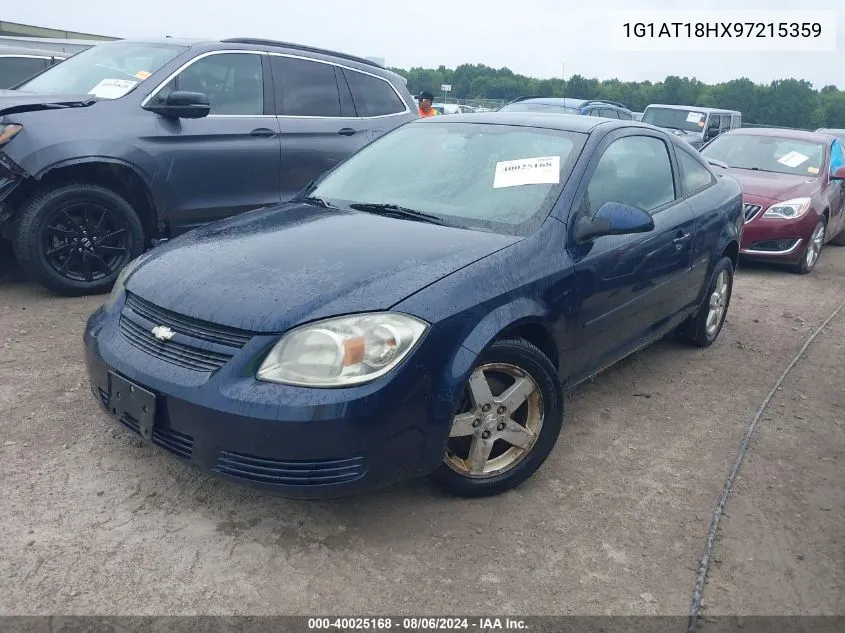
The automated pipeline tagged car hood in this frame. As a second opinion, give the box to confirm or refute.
[0,89,97,115]
[124,203,523,332]
[722,168,819,202]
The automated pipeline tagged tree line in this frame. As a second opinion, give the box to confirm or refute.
[390,64,845,129]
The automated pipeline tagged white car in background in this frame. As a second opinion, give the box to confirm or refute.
[433,102,475,115]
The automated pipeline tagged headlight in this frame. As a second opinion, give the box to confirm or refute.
[0,123,22,147]
[762,197,811,220]
[103,255,144,310]
[257,312,428,387]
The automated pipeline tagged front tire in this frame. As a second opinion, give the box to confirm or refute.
[793,217,826,274]
[676,256,734,348]
[429,338,563,498]
[12,183,144,296]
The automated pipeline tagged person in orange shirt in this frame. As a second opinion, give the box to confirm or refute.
[417,90,438,117]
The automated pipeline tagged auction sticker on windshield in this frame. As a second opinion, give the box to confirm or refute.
[88,78,138,99]
[777,151,810,168]
[493,156,560,188]
[686,111,704,123]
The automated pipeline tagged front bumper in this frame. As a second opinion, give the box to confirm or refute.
[740,207,818,262]
[83,300,468,499]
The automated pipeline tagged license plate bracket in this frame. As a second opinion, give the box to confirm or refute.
[108,371,156,441]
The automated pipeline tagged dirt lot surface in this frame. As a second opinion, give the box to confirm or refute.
[1,246,843,618]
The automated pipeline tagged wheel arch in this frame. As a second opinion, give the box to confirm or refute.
[5,158,158,243]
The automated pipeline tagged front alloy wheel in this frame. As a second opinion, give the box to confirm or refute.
[430,339,563,497]
[795,219,825,274]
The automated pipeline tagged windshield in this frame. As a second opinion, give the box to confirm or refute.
[642,107,707,132]
[311,122,587,236]
[499,102,581,115]
[701,134,825,177]
[15,41,186,98]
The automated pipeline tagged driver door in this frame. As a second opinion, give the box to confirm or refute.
[566,131,695,381]
[141,51,282,235]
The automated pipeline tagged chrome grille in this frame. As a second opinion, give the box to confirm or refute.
[743,203,763,222]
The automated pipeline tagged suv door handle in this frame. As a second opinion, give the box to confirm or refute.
[250,128,276,138]
[673,232,692,249]
[338,128,358,136]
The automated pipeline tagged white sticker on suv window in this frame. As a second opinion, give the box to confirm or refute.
[686,111,704,123]
[87,78,138,99]
[493,156,560,188]
[777,151,810,168]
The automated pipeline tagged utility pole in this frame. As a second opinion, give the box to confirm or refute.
[562,62,566,99]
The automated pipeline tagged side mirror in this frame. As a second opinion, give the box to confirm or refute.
[144,91,210,119]
[574,202,655,244]
[831,166,845,180]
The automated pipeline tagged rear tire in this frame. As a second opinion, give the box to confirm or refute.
[12,183,144,296]
[676,256,733,348]
[429,338,563,498]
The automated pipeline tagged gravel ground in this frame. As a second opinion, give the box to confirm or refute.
[0,246,843,617]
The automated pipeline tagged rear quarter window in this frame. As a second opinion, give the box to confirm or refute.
[343,69,407,117]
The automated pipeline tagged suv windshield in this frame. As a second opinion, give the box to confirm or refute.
[642,107,707,132]
[15,41,186,98]
[499,102,580,115]
[311,122,587,236]
[701,134,825,177]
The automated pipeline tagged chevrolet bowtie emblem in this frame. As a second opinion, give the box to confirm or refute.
[151,325,175,341]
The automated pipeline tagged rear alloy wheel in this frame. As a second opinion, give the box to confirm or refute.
[13,183,144,296]
[676,256,734,348]
[794,218,826,275]
[429,339,563,497]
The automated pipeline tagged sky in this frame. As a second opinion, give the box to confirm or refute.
[4,0,845,89]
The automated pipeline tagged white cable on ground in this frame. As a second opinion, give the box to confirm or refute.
[687,296,845,633]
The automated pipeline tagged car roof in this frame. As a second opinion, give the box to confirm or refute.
[410,111,656,133]
[0,45,70,58]
[816,128,845,135]
[721,127,832,143]
[646,104,740,114]
[509,97,587,108]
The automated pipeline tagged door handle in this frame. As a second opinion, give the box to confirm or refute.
[673,232,692,249]
[250,128,276,138]
[338,128,358,136]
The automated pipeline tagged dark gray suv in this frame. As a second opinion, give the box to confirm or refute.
[0,38,418,295]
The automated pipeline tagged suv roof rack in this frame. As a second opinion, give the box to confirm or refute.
[582,99,628,110]
[220,38,383,68]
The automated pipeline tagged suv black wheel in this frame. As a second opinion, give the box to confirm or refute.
[676,256,734,347]
[429,338,564,498]
[13,183,144,296]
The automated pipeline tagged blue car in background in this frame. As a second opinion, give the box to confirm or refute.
[498,97,636,120]
[83,112,743,499]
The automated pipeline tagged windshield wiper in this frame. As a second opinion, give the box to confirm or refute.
[298,195,336,208]
[349,202,449,226]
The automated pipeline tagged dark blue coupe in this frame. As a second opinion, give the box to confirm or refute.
[84,113,743,498]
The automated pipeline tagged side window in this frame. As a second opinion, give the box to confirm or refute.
[617,110,633,120]
[678,148,715,194]
[580,135,676,217]
[708,114,722,132]
[731,114,741,129]
[271,56,341,117]
[599,108,619,119]
[830,139,844,174]
[153,53,264,115]
[0,56,48,88]
[719,115,731,133]
[343,69,406,117]
[587,108,602,117]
